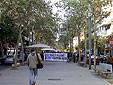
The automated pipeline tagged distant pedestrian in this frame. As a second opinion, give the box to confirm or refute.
[76,52,79,63]
[40,51,44,61]
[27,49,42,85]
[73,52,76,63]
[67,52,72,63]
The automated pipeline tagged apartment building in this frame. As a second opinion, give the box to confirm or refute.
[97,7,113,37]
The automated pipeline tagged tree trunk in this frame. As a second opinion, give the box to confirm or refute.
[13,30,21,69]
[35,32,38,44]
[0,42,4,56]
[70,37,73,52]
[20,33,24,66]
[77,28,81,65]
[93,9,97,70]
[84,28,87,67]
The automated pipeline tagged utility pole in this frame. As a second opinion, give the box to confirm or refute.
[32,25,34,45]
[88,3,91,70]
[30,17,34,45]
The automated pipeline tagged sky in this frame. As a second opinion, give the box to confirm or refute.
[45,0,63,41]
[46,0,60,13]
[46,0,64,19]
[50,0,60,14]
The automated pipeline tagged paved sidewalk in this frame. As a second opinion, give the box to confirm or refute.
[0,61,112,85]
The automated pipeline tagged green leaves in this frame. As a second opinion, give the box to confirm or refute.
[0,0,58,47]
[0,15,18,42]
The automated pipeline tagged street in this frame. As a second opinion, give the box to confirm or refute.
[1,0,113,84]
[0,61,112,85]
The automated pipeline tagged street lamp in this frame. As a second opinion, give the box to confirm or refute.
[32,25,34,45]
[88,3,91,70]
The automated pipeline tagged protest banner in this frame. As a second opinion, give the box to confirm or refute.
[44,53,67,61]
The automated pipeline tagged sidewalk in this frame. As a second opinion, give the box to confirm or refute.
[0,61,112,85]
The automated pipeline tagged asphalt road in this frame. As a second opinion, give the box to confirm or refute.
[0,61,112,85]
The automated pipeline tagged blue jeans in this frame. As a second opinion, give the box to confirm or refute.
[29,68,38,85]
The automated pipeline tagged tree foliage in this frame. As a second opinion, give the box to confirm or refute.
[0,0,58,46]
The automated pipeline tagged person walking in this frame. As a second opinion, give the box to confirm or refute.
[73,52,76,63]
[40,51,44,61]
[27,49,42,85]
[67,52,72,63]
[76,52,79,63]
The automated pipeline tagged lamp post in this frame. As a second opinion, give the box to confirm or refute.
[88,3,91,70]
[32,25,34,45]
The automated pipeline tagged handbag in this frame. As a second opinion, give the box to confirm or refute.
[37,53,43,69]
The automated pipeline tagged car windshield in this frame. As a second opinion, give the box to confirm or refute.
[7,55,14,58]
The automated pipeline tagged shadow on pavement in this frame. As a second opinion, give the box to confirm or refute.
[0,65,11,71]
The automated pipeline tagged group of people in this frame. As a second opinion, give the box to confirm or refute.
[67,52,79,63]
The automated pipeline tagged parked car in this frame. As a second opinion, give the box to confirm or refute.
[0,55,6,65]
[87,55,100,65]
[4,55,15,64]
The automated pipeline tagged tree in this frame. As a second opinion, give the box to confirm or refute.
[0,0,58,68]
[60,0,87,64]
[59,34,69,49]
[59,0,112,67]
[0,0,19,56]
[88,0,112,70]
[13,0,58,68]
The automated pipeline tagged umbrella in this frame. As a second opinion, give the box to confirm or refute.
[26,44,50,48]
[41,48,55,51]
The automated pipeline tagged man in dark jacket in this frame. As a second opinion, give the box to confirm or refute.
[67,52,72,63]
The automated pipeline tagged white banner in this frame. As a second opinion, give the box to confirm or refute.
[44,53,67,61]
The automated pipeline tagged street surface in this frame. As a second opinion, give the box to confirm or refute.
[0,61,112,85]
